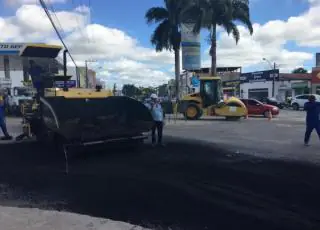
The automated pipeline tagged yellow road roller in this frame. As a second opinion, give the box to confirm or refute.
[177,76,247,120]
[16,44,154,151]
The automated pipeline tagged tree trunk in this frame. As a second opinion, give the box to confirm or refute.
[210,24,217,76]
[174,48,180,100]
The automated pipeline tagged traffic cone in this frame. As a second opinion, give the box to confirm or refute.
[268,110,272,121]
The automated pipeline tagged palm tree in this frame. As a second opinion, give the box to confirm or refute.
[145,0,189,99]
[188,0,253,76]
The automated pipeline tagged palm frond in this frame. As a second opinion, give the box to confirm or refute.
[151,20,171,52]
[145,7,168,25]
[232,0,253,34]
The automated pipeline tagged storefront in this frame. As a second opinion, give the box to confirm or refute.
[291,81,310,95]
[239,69,279,100]
[248,88,269,100]
[311,67,320,94]
[277,83,292,102]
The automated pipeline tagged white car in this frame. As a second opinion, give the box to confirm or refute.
[291,94,320,110]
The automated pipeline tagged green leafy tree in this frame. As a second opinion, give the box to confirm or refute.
[158,84,168,97]
[122,84,141,97]
[188,0,253,76]
[292,67,308,74]
[145,0,190,99]
[141,87,156,96]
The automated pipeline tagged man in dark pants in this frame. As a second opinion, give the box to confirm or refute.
[149,94,165,147]
[0,92,12,140]
[304,95,320,146]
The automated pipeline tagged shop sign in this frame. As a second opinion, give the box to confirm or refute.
[240,69,279,83]
[222,80,240,87]
[311,67,320,84]
[0,43,24,54]
[181,23,201,70]
[54,80,76,88]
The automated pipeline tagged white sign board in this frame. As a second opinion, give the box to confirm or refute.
[0,43,25,55]
[181,23,201,70]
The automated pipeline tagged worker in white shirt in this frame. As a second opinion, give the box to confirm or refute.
[149,94,165,146]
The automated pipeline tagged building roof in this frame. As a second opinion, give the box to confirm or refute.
[279,73,311,80]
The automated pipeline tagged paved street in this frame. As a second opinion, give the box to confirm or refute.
[0,110,320,230]
[164,109,320,163]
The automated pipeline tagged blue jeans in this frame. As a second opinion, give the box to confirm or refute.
[304,123,320,143]
[0,116,9,137]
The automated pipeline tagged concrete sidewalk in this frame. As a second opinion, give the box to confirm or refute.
[0,206,148,230]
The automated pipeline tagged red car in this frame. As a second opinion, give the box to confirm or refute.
[240,98,280,117]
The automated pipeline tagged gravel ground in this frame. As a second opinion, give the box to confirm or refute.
[0,138,320,230]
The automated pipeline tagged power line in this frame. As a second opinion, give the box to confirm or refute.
[47,0,66,36]
[38,0,79,82]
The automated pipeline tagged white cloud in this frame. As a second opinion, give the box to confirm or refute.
[0,4,88,42]
[202,2,320,72]
[62,24,173,64]
[5,0,66,7]
[204,24,313,73]
[97,58,171,88]
[0,4,174,87]
[3,1,320,87]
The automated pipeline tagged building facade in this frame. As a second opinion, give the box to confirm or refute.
[240,71,311,102]
[0,42,70,89]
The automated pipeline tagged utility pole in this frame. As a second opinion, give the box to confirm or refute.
[263,58,277,97]
[272,62,276,97]
[85,60,88,88]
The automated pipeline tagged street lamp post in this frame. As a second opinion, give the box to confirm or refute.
[262,58,277,97]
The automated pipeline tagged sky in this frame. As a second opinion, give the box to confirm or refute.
[1,0,320,88]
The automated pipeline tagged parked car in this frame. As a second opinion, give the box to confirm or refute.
[291,94,320,110]
[261,97,285,109]
[241,98,280,117]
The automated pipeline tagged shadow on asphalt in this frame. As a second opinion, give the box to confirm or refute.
[0,139,320,230]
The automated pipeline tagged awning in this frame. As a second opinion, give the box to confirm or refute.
[19,44,62,58]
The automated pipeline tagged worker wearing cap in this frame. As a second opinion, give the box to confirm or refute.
[149,93,165,146]
[303,95,320,146]
[0,91,12,140]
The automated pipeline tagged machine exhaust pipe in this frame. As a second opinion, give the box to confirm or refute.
[63,49,68,91]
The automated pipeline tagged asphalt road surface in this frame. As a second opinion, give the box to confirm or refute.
[165,110,320,163]
[1,111,320,230]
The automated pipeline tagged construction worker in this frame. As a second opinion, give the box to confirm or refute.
[29,60,46,99]
[0,91,12,140]
[303,95,320,146]
[149,94,165,146]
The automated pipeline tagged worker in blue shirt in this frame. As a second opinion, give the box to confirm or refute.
[0,92,12,140]
[149,94,165,146]
[29,60,45,99]
[303,95,320,146]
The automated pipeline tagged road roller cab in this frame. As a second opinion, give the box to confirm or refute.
[178,76,247,120]
[16,44,154,148]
